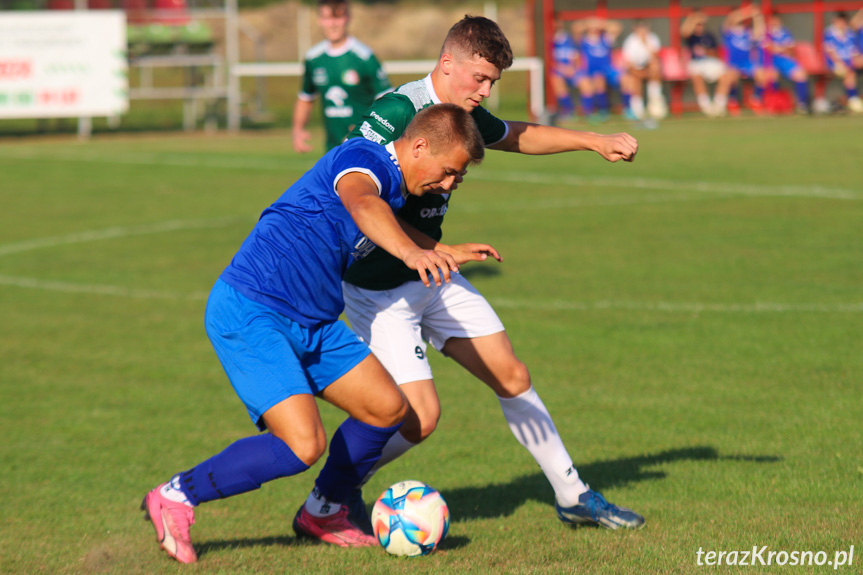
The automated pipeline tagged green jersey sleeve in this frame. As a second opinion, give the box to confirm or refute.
[300,59,316,97]
[347,92,418,145]
[470,105,508,147]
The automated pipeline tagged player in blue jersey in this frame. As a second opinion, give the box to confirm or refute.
[574,16,625,121]
[140,104,488,563]
[823,12,863,113]
[722,5,770,113]
[550,20,594,121]
[762,11,811,114]
[853,9,863,52]
[299,15,643,539]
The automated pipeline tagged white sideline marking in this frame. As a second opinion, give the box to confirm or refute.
[0,217,247,258]
[0,272,858,313]
[490,297,863,314]
[2,148,861,202]
[0,274,208,301]
[468,172,863,202]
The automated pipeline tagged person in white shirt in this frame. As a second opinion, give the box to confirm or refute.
[621,20,668,120]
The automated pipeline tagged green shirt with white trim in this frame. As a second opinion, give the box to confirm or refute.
[300,37,391,150]
[343,75,508,290]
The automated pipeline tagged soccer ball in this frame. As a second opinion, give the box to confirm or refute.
[372,480,449,557]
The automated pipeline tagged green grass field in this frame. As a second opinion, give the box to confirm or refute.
[1,114,862,574]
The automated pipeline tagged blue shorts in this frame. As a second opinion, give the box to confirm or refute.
[728,59,755,78]
[205,279,371,430]
[585,63,619,87]
[772,55,799,78]
[826,56,853,73]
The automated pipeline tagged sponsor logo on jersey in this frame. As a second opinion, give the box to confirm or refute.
[352,236,377,260]
[324,106,354,118]
[312,67,328,85]
[359,121,386,144]
[324,86,352,118]
[420,205,448,218]
[342,69,360,85]
[369,111,395,132]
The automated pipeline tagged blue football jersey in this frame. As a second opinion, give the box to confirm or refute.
[824,25,860,62]
[553,32,579,69]
[767,26,794,50]
[220,138,407,326]
[723,28,755,66]
[581,33,613,66]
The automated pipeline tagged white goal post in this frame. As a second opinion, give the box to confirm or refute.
[230,57,546,127]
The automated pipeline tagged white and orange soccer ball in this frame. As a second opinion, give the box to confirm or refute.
[371,480,449,557]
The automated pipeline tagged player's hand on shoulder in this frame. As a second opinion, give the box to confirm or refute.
[403,248,459,287]
[444,243,503,265]
[597,132,638,163]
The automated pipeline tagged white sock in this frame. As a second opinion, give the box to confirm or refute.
[160,474,194,507]
[714,93,728,112]
[630,95,645,119]
[647,80,663,101]
[359,431,417,488]
[303,486,340,518]
[697,94,712,113]
[498,387,588,507]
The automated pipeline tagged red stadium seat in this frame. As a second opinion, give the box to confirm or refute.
[660,46,688,82]
[659,47,688,115]
[152,0,190,25]
[794,41,828,76]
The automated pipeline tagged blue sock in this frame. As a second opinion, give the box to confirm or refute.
[621,92,631,109]
[581,94,594,115]
[730,85,739,102]
[597,92,609,112]
[754,85,764,101]
[794,81,809,105]
[315,418,402,503]
[771,80,779,91]
[177,433,309,505]
[847,87,859,99]
[557,95,574,116]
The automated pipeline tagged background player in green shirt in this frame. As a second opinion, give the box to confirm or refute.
[292,0,392,152]
[297,16,645,537]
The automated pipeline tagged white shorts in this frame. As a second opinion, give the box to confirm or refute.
[342,274,505,385]
[687,57,726,83]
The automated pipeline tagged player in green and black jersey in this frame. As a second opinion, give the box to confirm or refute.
[298,15,646,538]
[292,0,391,152]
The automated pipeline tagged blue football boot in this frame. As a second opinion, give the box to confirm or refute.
[556,488,645,530]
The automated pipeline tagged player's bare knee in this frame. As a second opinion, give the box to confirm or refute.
[277,434,326,467]
[498,360,532,398]
[368,386,408,428]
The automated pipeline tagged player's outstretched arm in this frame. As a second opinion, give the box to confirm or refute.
[396,217,502,265]
[491,122,638,162]
[338,172,458,287]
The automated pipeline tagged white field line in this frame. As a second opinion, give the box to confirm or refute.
[1,272,859,313]
[0,274,208,301]
[2,148,861,202]
[490,297,863,314]
[0,217,247,258]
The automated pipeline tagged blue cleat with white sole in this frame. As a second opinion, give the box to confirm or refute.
[556,488,645,530]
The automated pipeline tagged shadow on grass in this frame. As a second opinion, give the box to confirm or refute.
[459,265,502,280]
[445,446,781,521]
[196,534,295,559]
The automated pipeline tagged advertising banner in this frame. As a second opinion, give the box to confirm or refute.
[0,11,128,119]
